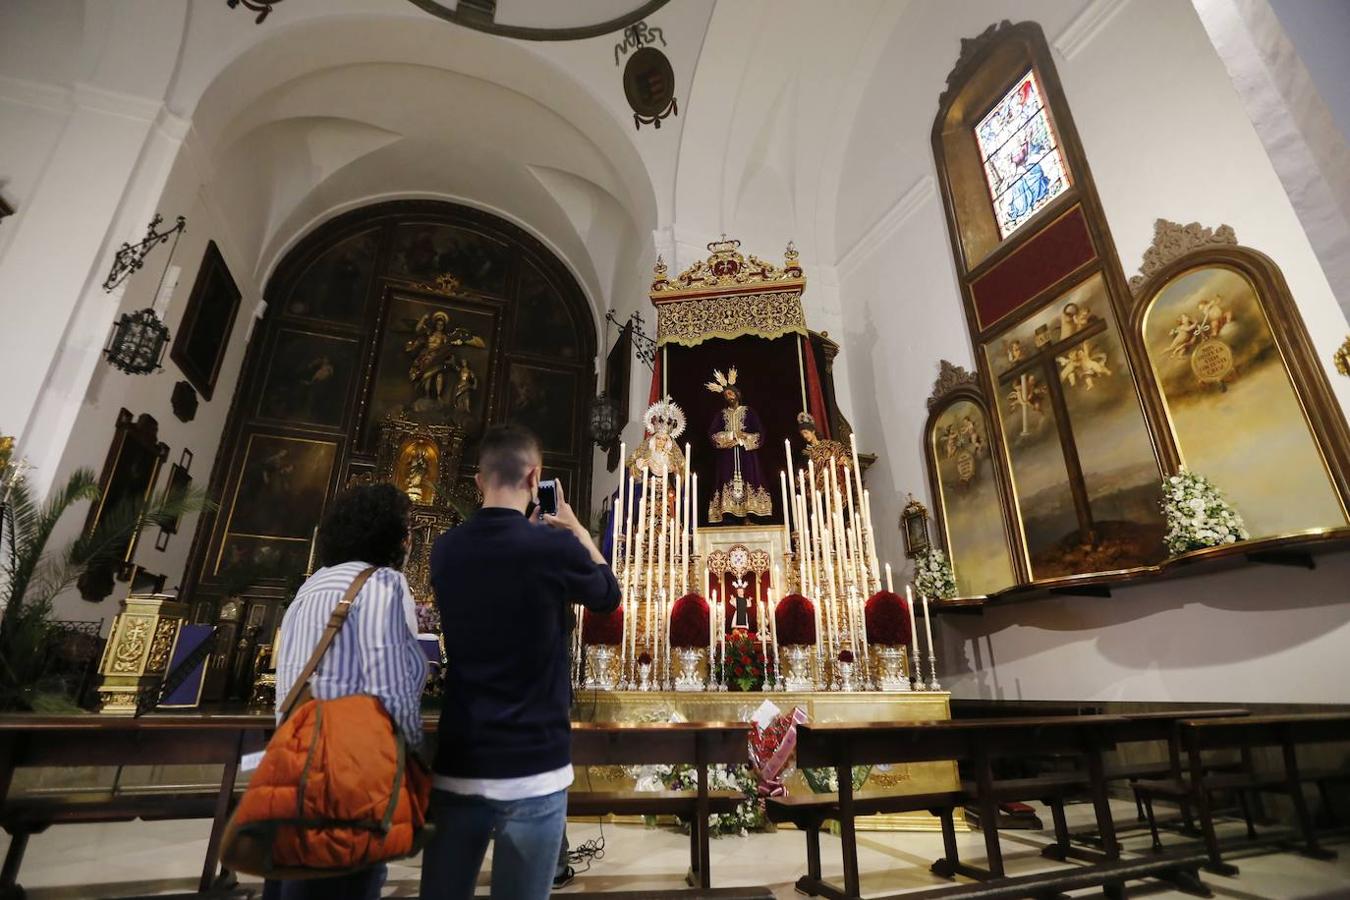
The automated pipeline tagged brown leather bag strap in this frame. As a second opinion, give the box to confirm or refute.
[280,565,378,722]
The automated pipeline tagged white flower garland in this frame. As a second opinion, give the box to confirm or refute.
[1160,469,1249,555]
[913,549,956,601]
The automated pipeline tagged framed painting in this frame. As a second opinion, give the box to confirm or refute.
[925,393,1016,597]
[215,434,337,576]
[364,291,499,448]
[1137,255,1350,538]
[983,274,1165,580]
[84,410,169,582]
[172,241,241,400]
[280,229,379,326]
[506,363,577,455]
[154,449,194,546]
[389,223,512,295]
[513,259,581,362]
[257,329,362,428]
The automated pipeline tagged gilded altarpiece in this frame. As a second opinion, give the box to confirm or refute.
[184,201,596,631]
[933,21,1168,586]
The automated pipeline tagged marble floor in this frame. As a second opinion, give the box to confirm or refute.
[2,800,1348,898]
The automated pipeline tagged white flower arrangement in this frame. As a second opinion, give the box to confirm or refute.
[1160,469,1249,555]
[913,549,956,601]
[633,763,761,836]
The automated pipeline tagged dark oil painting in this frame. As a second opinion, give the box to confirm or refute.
[282,229,379,325]
[172,241,241,400]
[513,259,580,361]
[364,293,497,446]
[389,224,511,295]
[258,329,361,428]
[506,363,576,455]
[222,434,336,541]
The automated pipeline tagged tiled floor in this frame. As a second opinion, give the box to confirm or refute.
[2,800,1348,898]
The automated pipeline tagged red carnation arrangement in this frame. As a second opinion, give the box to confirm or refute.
[775,594,817,646]
[581,606,623,645]
[637,651,652,667]
[838,648,855,664]
[669,593,710,648]
[715,630,765,691]
[863,591,912,646]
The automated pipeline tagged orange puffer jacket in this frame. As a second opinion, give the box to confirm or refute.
[224,694,430,877]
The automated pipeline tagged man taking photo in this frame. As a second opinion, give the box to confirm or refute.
[421,424,620,900]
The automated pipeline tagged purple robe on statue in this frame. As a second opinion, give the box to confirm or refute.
[707,403,773,522]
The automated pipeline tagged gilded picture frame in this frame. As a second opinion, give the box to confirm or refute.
[1128,243,1350,539]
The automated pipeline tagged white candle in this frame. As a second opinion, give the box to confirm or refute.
[849,432,865,515]
[780,469,792,551]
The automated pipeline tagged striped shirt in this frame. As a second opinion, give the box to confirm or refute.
[275,562,427,748]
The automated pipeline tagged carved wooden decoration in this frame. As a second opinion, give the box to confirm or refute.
[1128,219,1238,293]
[927,360,978,409]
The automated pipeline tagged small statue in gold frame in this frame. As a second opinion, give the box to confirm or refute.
[900,493,931,559]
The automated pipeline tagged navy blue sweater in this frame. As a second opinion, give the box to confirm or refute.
[430,507,621,779]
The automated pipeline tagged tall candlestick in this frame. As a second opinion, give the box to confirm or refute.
[905,583,920,688]
[796,470,810,594]
[849,432,865,516]
[922,593,938,690]
[771,563,782,684]
[780,470,792,552]
[709,585,716,684]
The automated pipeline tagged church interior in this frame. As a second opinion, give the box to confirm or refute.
[2,0,1350,897]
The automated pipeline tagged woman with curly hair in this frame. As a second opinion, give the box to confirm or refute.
[266,483,427,900]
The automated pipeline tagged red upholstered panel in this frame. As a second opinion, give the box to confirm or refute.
[971,206,1096,331]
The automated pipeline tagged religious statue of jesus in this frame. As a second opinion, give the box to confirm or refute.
[705,367,772,522]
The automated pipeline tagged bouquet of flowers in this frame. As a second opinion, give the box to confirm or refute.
[913,549,956,601]
[749,706,808,798]
[715,630,766,692]
[1161,469,1250,555]
[802,765,873,795]
[414,601,441,634]
[656,764,762,836]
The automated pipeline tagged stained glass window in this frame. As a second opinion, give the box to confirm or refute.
[974,69,1069,240]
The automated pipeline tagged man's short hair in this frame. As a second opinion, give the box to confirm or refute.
[477,424,541,488]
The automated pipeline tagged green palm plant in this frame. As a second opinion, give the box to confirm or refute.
[0,464,211,711]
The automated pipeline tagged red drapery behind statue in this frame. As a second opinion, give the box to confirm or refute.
[648,334,829,527]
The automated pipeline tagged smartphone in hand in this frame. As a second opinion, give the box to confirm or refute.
[537,478,559,517]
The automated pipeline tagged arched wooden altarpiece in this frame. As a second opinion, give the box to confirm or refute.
[924,22,1350,600]
[182,200,598,626]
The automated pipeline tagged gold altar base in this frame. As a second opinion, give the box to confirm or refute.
[571,689,963,832]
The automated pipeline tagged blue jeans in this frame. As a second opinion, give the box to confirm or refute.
[420,788,568,900]
[261,864,385,900]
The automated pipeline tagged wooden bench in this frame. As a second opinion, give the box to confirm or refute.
[569,722,752,890]
[1133,712,1350,875]
[0,712,270,899]
[766,715,1132,900]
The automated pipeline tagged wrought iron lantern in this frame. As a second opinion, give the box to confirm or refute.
[103,308,170,375]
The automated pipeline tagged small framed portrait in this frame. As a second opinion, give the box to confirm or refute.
[900,494,931,559]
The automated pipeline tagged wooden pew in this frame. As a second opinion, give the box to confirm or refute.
[1061,707,1251,851]
[569,722,752,890]
[0,712,271,897]
[767,715,1130,900]
[1133,712,1350,875]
